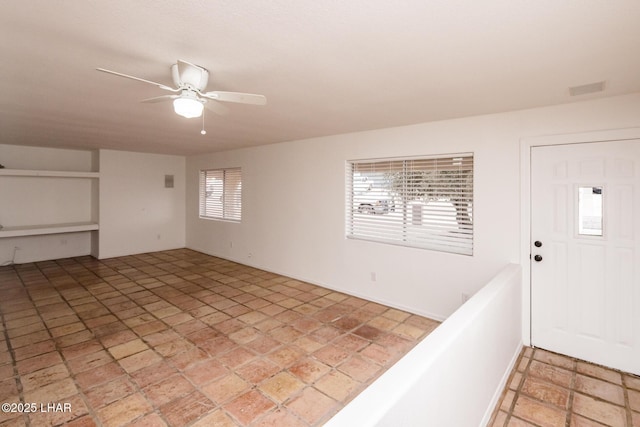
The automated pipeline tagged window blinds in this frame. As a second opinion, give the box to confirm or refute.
[346,154,473,255]
[199,168,242,221]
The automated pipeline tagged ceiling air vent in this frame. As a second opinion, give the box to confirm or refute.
[569,81,606,97]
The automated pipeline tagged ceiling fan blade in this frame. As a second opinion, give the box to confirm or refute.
[202,91,267,105]
[96,68,178,92]
[203,99,229,116]
[140,95,178,103]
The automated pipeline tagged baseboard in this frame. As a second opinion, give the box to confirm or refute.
[480,341,524,426]
[185,245,447,321]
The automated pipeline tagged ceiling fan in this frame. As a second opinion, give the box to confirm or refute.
[97,60,267,118]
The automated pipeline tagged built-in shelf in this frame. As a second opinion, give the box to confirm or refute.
[0,222,99,238]
[0,169,99,178]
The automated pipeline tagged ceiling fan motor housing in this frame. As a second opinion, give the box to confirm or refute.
[171,63,209,91]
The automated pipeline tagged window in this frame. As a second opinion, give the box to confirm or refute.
[346,154,474,255]
[199,168,242,221]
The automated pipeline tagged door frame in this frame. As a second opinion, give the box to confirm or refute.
[519,127,640,347]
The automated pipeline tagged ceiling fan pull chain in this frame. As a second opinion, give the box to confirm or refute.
[201,109,207,135]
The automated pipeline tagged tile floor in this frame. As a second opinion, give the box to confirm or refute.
[0,249,439,426]
[489,347,640,427]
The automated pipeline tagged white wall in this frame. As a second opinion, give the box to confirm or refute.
[0,144,96,264]
[98,149,186,259]
[325,263,522,427]
[186,93,640,320]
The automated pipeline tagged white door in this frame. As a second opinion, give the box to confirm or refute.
[531,140,640,375]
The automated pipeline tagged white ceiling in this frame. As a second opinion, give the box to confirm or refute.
[1,1,639,156]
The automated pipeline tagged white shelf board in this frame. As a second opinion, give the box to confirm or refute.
[0,169,99,178]
[0,222,99,238]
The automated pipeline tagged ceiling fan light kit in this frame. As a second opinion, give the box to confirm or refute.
[97,60,266,123]
[173,94,204,118]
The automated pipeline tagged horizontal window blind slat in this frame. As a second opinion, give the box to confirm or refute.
[346,154,473,255]
[199,167,242,221]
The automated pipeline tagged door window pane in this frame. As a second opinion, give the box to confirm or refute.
[578,186,602,236]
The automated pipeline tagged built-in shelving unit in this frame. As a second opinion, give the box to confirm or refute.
[0,168,100,239]
[0,145,101,262]
[0,221,99,238]
[0,169,99,179]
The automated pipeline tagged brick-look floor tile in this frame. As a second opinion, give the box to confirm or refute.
[219,347,256,369]
[169,347,210,371]
[574,374,625,405]
[268,346,304,368]
[254,409,307,427]
[500,390,516,412]
[533,349,575,370]
[143,374,195,407]
[50,322,86,338]
[577,362,623,385]
[119,349,162,373]
[61,340,104,360]
[0,378,18,402]
[512,395,567,426]
[160,391,216,426]
[132,320,167,336]
[246,335,280,354]
[489,410,508,426]
[224,390,276,425]
[527,360,573,388]
[315,370,358,401]
[202,373,251,404]
[13,340,56,361]
[108,339,149,360]
[65,414,99,427]
[286,387,337,425]
[97,392,153,426]
[20,364,69,392]
[313,345,350,367]
[154,338,193,358]
[190,409,237,427]
[23,378,78,404]
[0,364,14,381]
[17,352,63,375]
[338,355,381,383]
[626,375,640,391]
[259,372,305,403]
[56,330,94,347]
[360,343,393,365]
[127,412,168,427]
[85,376,137,409]
[237,358,281,385]
[520,376,570,409]
[1,250,441,426]
[184,358,227,386]
[572,393,627,426]
[28,394,88,427]
[289,357,331,384]
[143,330,181,347]
[629,389,640,412]
[75,362,125,390]
[68,350,112,374]
[569,413,610,426]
